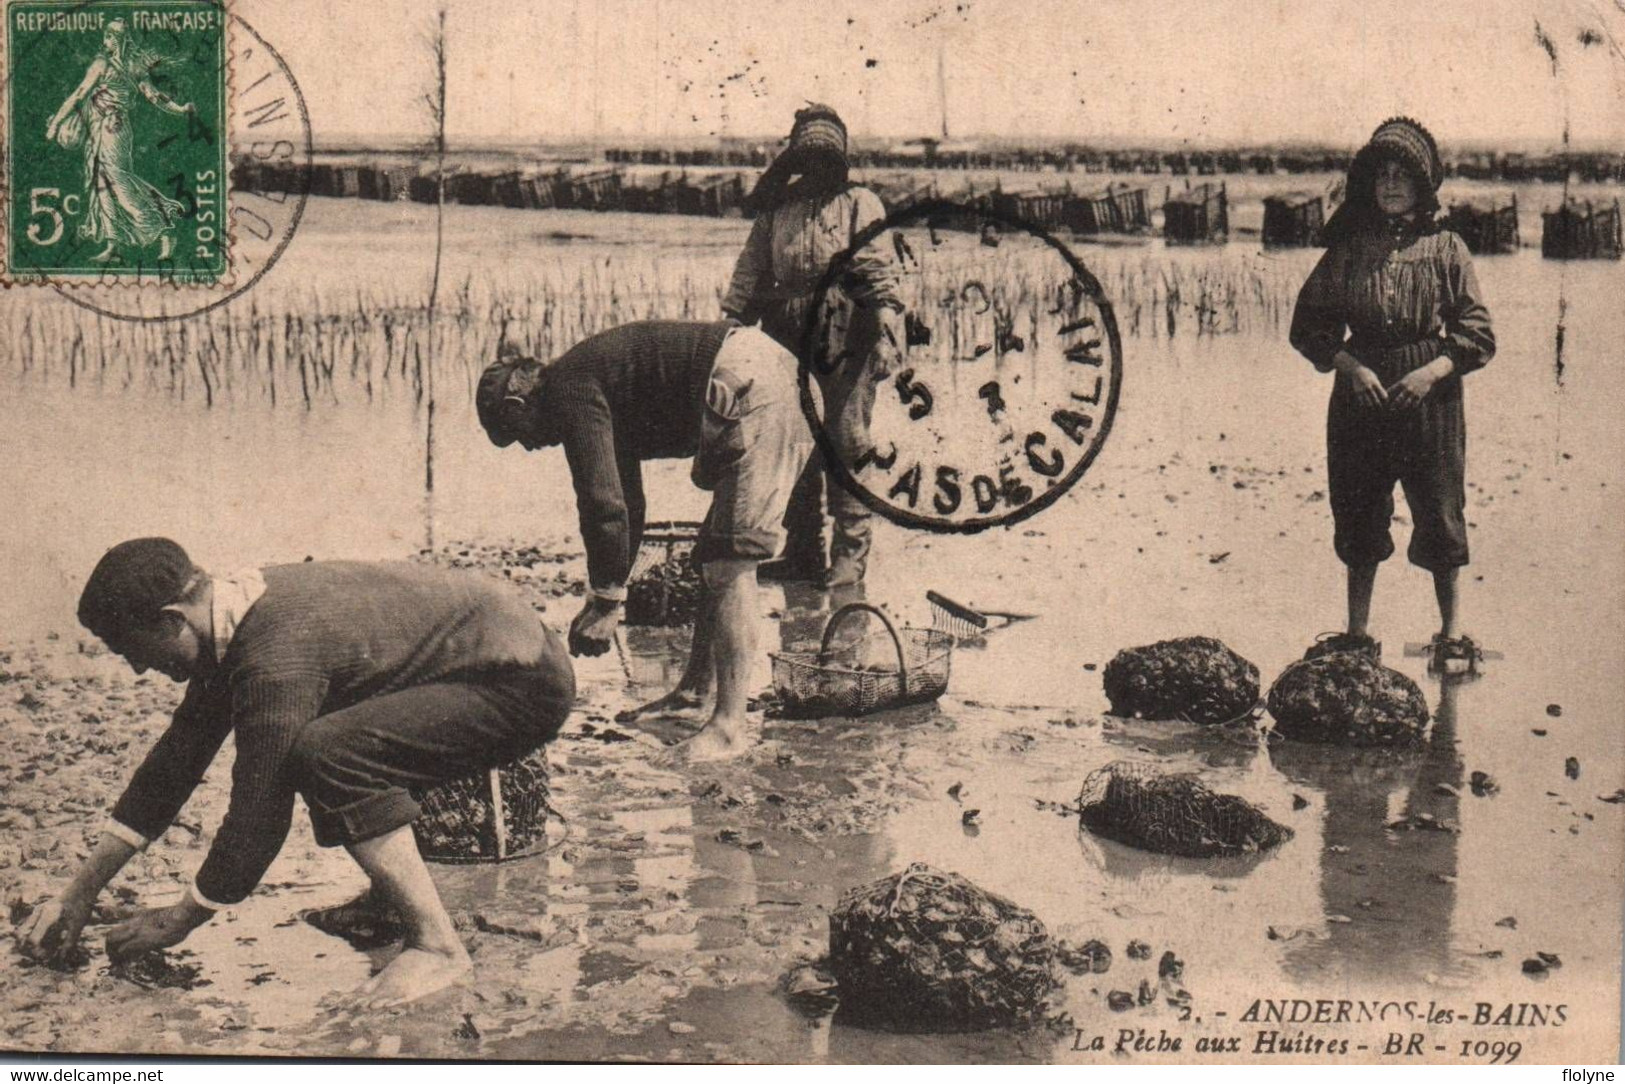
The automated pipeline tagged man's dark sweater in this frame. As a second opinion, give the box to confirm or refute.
[110,561,567,905]
[527,320,733,592]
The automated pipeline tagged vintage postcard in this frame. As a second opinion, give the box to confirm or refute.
[0,0,1621,1067]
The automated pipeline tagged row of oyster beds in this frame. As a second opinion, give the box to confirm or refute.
[227,157,1624,256]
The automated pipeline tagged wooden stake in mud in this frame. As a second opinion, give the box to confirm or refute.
[422,6,449,551]
[488,767,509,860]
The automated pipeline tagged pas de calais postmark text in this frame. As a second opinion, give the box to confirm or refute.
[801,198,1123,534]
[6,0,228,286]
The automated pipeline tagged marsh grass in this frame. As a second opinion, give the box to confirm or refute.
[1,229,1302,408]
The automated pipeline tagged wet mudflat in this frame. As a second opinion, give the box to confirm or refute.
[1,198,1621,1061]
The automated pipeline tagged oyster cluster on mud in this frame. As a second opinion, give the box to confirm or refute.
[1102,636,1261,726]
[828,863,1059,1030]
[1267,653,1430,747]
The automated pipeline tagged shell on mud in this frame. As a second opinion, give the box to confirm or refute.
[1101,636,1260,726]
[828,863,1059,1031]
[1266,654,1429,747]
[1055,938,1112,975]
[782,962,840,1016]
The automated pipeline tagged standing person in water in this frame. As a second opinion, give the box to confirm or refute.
[1289,118,1495,663]
[723,104,904,589]
[18,539,575,1007]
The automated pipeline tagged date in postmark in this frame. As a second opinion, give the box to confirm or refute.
[801,199,1123,534]
[4,0,229,286]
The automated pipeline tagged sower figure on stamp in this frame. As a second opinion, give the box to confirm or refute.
[18,540,575,1007]
[44,19,194,264]
[478,321,813,761]
[723,104,905,589]
[1289,118,1495,664]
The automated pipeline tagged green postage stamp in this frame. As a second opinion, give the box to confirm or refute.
[4,0,228,285]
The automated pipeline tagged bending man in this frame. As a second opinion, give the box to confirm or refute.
[478,320,813,760]
[19,539,574,1007]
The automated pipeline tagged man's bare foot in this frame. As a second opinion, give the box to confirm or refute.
[615,688,709,724]
[678,718,751,763]
[355,945,472,1010]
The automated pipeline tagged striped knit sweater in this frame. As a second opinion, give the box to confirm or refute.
[1290,223,1495,380]
[525,320,733,593]
[110,561,565,904]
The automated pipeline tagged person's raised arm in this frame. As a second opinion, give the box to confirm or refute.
[138,79,194,118]
[46,57,106,139]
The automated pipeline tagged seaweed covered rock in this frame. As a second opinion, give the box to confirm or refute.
[412,746,553,862]
[1267,654,1429,747]
[1078,760,1294,858]
[1102,636,1260,725]
[828,863,1059,1030]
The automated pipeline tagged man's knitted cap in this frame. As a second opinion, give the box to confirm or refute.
[475,355,545,448]
[1352,116,1443,194]
[78,537,196,639]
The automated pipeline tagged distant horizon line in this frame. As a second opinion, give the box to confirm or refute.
[310,133,1625,157]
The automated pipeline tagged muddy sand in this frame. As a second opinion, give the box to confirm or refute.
[1,204,1622,1062]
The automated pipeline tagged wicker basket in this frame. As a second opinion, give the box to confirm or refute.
[412,747,557,864]
[625,520,704,627]
[771,603,952,719]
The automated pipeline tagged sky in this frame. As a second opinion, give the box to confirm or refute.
[244,0,1625,150]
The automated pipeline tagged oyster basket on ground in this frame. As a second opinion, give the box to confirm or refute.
[1077,760,1293,858]
[412,746,557,863]
[828,862,1059,1030]
[625,520,704,627]
[771,603,952,719]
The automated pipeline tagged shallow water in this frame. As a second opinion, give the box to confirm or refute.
[1,197,1621,1062]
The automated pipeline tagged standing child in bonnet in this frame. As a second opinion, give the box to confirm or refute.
[1289,118,1495,663]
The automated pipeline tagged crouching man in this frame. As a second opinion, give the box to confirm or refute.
[18,539,574,1007]
[478,320,813,761]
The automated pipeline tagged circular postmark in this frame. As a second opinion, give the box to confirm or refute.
[798,199,1123,534]
[4,0,311,320]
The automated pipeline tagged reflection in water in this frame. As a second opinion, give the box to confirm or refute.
[1270,676,1467,984]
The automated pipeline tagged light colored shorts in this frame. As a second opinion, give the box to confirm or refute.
[691,326,815,565]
